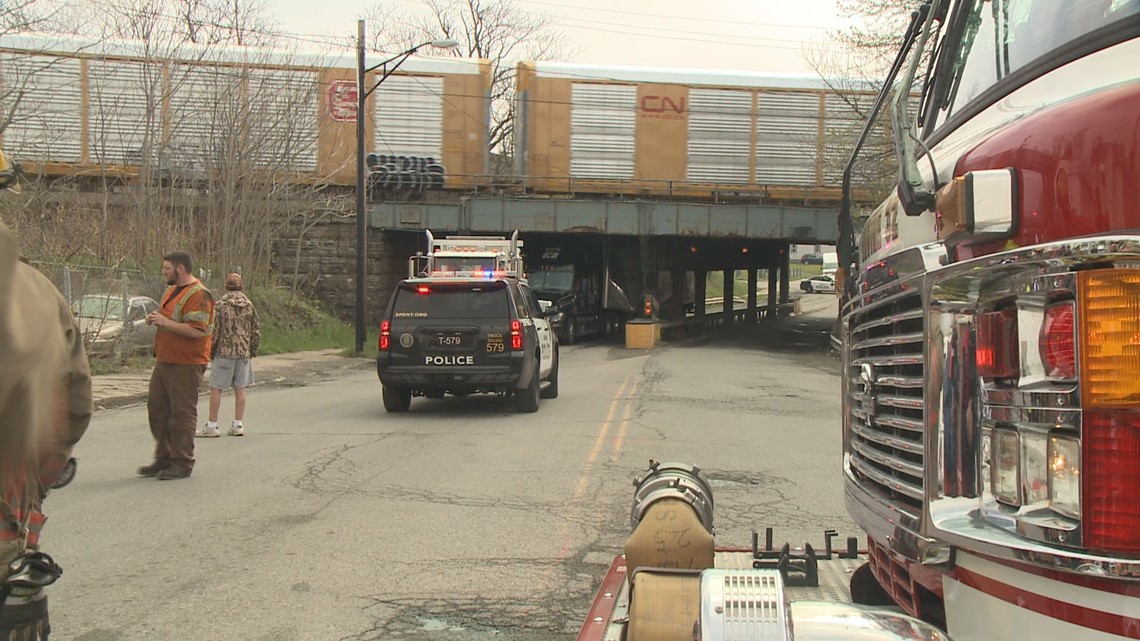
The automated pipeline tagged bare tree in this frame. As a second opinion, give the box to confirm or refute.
[803,0,920,204]
[364,0,573,165]
[1,0,337,287]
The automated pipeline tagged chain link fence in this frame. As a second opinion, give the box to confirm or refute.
[29,261,167,362]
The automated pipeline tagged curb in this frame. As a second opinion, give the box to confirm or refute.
[92,351,372,411]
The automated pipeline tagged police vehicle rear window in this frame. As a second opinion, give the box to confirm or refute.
[392,281,510,319]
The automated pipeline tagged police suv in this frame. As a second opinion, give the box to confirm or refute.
[375,232,559,413]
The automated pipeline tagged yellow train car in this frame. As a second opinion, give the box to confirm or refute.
[0,34,490,189]
[515,61,875,201]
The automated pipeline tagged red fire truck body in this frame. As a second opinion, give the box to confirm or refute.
[841,2,1140,639]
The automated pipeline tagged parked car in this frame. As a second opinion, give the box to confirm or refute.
[799,274,836,294]
[800,253,823,265]
[72,294,160,357]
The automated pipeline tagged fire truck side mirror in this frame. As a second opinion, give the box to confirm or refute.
[935,168,1018,242]
[965,168,1017,236]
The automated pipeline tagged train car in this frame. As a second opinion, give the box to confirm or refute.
[514,60,877,202]
[0,33,490,189]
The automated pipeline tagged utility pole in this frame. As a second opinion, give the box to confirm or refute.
[354,19,367,353]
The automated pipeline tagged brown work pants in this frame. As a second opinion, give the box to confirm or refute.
[147,362,205,473]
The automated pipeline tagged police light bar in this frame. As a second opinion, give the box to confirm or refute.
[425,270,509,279]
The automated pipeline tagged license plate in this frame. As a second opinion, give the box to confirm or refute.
[436,332,465,347]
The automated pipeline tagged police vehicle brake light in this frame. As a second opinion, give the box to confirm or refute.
[379,320,390,351]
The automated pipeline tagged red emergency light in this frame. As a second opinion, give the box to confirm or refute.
[976,307,1018,379]
[1040,301,1076,379]
[1084,409,1140,555]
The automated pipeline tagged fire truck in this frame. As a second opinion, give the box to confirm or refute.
[407,230,524,279]
[833,1,1140,639]
[577,2,1137,640]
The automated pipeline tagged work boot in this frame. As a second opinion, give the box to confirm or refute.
[156,467,192,481]
[136,462,169,478]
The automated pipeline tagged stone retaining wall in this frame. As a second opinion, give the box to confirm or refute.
[271,218,420,326]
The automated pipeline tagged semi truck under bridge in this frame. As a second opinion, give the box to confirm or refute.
[369,195,838,346]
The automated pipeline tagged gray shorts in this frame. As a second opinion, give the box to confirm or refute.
[209,357,254,390]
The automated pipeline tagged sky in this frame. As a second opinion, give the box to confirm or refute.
[268,0,853,75]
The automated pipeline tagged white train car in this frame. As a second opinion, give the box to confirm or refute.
[0,34,490,188]
[515,60,879,201]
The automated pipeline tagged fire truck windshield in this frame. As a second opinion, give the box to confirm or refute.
[939,0,1137,122]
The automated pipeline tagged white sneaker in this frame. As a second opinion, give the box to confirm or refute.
[228,424,244,437]
[196,424,220,438]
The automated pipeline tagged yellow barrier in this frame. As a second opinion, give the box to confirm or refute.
[625,321,660,349]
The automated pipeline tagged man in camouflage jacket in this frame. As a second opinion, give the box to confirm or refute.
[200,273,260,438]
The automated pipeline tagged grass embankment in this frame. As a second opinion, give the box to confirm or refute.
[251,287,355,356]
[88,287,362,375]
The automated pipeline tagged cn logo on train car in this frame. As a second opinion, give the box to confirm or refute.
[639,95,686,115]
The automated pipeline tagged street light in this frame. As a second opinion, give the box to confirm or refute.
[355,20,459,353]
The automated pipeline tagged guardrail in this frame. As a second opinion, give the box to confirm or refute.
[658,302,797,342]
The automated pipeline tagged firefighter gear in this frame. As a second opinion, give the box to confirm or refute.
[0,218,94,640]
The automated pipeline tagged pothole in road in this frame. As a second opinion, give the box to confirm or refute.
[704,471,767,487]
[708,478,751,488]
[419,617,465,632]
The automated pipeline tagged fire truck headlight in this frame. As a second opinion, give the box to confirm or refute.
[992,429,1021,506]
[1048,436,1081,519]
[1022,432,1050,505]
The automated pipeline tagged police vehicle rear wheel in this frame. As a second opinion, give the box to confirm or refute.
[514,360,541,413]
[540,349,559,399]
[382,386,412,412]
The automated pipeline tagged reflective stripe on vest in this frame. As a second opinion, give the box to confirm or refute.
[161,282,214,336]
[0,503,44,548]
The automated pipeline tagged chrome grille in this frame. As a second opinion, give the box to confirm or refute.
[847,278,925,514]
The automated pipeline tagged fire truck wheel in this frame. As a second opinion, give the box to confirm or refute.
[849,563,894,606]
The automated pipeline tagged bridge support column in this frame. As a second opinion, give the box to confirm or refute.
[665,265,686,322]
[767,267,778,319]
[747,269,758,323]
[722,270,734,323]
[779,246,791,305]
[695,270,707,316]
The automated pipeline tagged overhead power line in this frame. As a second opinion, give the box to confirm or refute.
[553,15,824,46]
[476,0,837,32]
[554,21,840,52]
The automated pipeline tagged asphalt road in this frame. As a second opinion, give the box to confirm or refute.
[46,295,849,641]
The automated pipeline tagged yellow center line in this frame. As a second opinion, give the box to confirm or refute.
[609,380,639,461]
[572,376,630,500]
[545,376,633,578]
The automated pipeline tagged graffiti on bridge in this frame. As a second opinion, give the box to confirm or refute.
[366,154,446,196]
